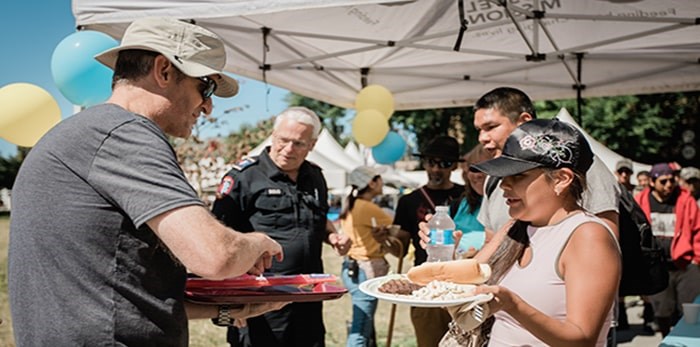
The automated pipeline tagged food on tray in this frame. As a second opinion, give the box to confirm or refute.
[378,278,425,295]
[406,259,491,285]
[376,276,476,301]
[411,280,476,301]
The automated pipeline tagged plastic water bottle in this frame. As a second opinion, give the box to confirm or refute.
[426,206,455,262]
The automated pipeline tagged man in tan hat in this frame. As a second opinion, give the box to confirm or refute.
[615,158,636,192]
[9,17,283,346]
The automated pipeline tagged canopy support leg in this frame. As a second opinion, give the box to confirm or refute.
[575,53,585,128]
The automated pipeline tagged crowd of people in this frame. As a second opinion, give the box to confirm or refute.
[7,16,699,347]
[615,159,700,337]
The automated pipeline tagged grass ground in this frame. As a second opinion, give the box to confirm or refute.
[0,215,416,347]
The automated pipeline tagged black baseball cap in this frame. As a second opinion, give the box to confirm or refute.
[414,135,464,162]
[470,119,594,177]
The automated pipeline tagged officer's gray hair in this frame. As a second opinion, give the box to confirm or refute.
[273,107,322,139]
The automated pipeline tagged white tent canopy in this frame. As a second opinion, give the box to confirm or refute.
[73,0,700,111]
[343,142,364,165]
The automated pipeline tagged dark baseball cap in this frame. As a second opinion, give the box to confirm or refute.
[470,119,594,177]
[649,163,674,179]
[413,135,464,162]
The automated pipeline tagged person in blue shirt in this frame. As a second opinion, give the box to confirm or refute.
[450,144,491,258]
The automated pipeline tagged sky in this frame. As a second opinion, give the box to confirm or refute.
[0,1,292,157]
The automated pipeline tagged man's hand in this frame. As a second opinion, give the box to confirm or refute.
[329,233,352,256]
[474,284,518,314]
[246,232,283,275]
[417,213,435,249]
[418,213,463,259]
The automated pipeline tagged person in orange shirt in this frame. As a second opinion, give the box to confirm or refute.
[340,166,396,347]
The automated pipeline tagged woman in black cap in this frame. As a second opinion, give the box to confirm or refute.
[443,119,621,346]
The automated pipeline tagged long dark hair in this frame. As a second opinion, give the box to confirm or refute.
[461,144,491,214]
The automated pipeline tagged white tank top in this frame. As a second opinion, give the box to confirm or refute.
[488,212,616,347]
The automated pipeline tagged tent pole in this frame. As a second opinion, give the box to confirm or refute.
[385,236,405,347]
[576,53,584,128]
[361,67,369,88]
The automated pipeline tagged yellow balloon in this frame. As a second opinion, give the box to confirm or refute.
[352,109,389,147]
[0,83,61,147]
[355,84,394,119]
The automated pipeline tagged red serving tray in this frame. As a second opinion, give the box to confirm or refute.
[187,273,337,289]
[185,274,347,304]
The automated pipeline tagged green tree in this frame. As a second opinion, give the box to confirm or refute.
[537,92,699,165]
[285,93,350,145]
[0,147,30,189]
[391,107,478,156]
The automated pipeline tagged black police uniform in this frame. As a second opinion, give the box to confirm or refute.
[212,147,329,347]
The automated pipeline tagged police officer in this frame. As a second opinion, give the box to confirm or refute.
[212,106,351,347]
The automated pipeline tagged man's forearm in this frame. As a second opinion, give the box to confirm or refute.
[185,301,219,320]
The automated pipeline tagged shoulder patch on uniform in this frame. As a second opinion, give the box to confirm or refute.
[216,176,235,196]
[232,156,258,171]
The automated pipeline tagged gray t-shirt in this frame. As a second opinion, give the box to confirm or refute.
[9,104,203,346]
[478,155,620,233]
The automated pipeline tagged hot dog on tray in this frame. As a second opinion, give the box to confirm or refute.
[407,258,491,285]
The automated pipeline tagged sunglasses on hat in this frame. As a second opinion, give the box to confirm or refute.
[197,76,217,99]
[424,158,455,169]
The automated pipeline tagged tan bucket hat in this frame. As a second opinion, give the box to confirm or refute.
[95,17,238,98]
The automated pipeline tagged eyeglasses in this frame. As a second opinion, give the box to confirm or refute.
[197,76,217,99]
[658,177,676,185]
[424,158,455,169]
[274,136,311,150]
[617,169,632,175]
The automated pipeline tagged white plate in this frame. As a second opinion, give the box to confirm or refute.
[359,274,492,308]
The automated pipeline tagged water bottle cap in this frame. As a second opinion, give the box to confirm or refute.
[435,206,449,213]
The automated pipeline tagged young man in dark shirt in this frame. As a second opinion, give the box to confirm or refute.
[393,135,464,347]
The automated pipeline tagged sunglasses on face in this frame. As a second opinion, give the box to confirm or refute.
[424,158,454,169]
[657,177,676,185]
[197,76,217,99]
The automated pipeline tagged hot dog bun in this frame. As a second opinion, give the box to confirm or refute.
[406,259,491,285]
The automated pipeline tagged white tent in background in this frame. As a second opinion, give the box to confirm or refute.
[556,108,651,183]
[343,142,364,165]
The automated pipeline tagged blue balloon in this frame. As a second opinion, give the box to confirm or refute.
[51,31,118,107]
[371,131,406,164]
